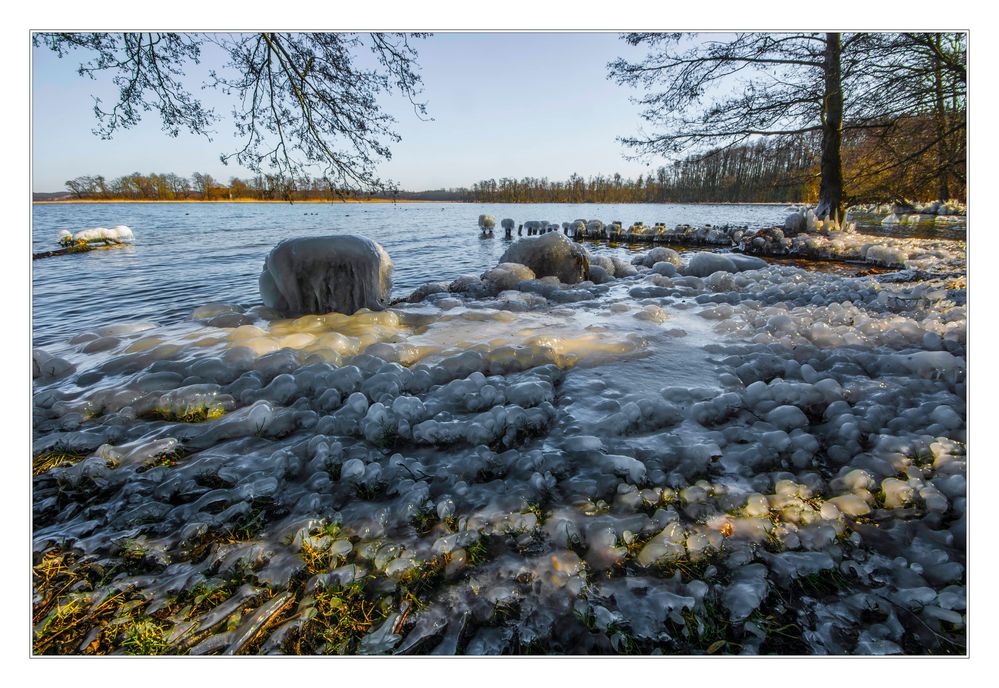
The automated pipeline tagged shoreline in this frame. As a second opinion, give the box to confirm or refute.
[32,199,805,207]
[32,198,454,205]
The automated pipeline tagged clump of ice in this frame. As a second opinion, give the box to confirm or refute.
[499,232,590,284]
[33,348,75,380]
[681,252,766,278]
[483,263,536,292]
[633,247,682,269]
[864,244,908,267]
[258,235,393,316]
[59,225,135,246]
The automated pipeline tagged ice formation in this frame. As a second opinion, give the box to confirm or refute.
[58,225,134,246]
[258,235,393,317]
[32,221,966,655]
[860,199,965,216]
[499,232,590,284]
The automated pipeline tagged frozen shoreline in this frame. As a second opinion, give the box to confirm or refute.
[32,233,966,655]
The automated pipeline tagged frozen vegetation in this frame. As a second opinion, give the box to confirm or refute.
[32,218,966,655]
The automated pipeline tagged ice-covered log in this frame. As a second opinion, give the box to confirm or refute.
[498,232,590,284]
[59,225,135,246]
[258,235,393,316]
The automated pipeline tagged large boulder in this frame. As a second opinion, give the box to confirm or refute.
[634,246,682,268]
[498,232,590,284]
[682,251,770,277]
[727,254,769,271]
[259,235,393,316]
[682,252,737,277]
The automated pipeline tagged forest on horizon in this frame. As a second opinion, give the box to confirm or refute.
[51,113,966,206]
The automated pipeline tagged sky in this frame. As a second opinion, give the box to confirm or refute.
[31,33,660,192]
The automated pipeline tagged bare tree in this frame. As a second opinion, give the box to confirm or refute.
[609,33,856,218]
[838,32,966,203]
[33,32,430,194]
[608,32,966,218]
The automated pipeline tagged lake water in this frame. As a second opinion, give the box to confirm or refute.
[31,201,964,347]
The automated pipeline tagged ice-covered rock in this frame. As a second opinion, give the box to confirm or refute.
[723,564,768,621]
[865,245,908,268]
[651,261,677,277]
[726,254,768,272]
[483,263,536,292]
[499,232,590,284]
[33,349,76,380]
[258,235,393,316]
[682,252,738,277]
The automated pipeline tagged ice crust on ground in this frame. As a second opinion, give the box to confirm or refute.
[259,235,393,316]
[33,234,966,655]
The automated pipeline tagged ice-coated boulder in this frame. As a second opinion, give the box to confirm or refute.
[784,212,807,236]
[636,247,682,269]
[483,262,536,291]
[682,251,768,277]
[864,244,908,268]
[682,252,737,277]
[258,235,393,316]
[727,254,768,271]
[498,231,590,284]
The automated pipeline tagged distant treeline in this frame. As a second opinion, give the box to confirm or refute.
[57,140,813,204]
[468,137,816,204]
[467,116,966,205]
[58,170,471,202]
[60,113,964,205]
[61,172,375,201]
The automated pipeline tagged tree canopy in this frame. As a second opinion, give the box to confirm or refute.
[33,32,430,194]
[609,32,966,214]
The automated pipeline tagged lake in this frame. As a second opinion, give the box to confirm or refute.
[30,201,964,347]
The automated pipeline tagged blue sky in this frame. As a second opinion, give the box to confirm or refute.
[31,32,659,192]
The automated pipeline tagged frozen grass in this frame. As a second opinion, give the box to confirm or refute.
[32,448,92,476]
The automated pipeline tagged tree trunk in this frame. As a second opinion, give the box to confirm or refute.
[815,33,844,221]
[933,33,952,201]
